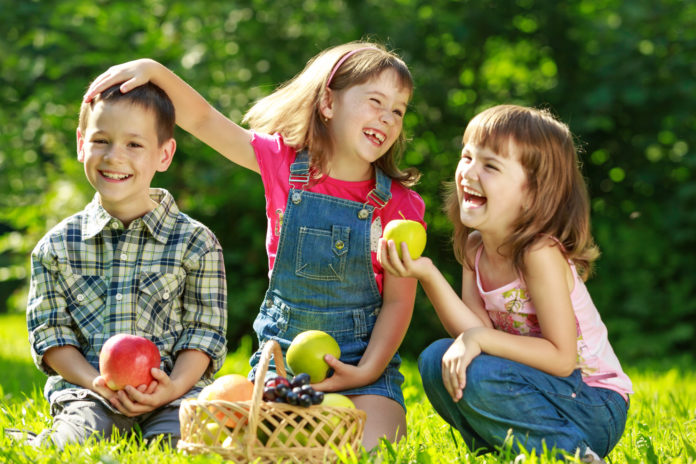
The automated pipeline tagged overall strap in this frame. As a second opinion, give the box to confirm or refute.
[289,150,311,188]
[365,166,392,209]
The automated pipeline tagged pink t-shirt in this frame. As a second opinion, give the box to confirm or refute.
[474,245,633,400]
[251,132,426,294]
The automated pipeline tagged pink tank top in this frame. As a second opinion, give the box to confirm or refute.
[474,245,633,400]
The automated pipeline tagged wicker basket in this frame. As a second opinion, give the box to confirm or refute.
[178,339,366,463]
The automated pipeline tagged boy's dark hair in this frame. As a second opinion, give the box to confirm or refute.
[79,82,175,145]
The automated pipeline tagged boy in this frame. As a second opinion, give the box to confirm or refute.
[22,82,227,448]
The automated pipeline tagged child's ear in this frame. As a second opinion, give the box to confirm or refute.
[76,128,86,163]
[319,88,334,121]
[156,138,176,172]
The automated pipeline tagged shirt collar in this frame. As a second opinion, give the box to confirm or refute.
[81,188,179,243]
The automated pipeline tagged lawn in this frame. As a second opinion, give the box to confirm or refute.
[1,312,694,463]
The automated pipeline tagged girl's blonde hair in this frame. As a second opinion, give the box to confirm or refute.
[444,105,600,280]
[243,41,419,187]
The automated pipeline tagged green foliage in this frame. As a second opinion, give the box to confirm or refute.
[1,0,695,363]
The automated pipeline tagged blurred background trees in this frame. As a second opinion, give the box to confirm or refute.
[1,0,694,363]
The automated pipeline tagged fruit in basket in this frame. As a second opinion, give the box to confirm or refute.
[257,414,311,447]
[317,393,356,445]
[201,421,226,446]
[99,334,161,391]
[286,330,341,383]
[198,374,254,427]
[263,374,324,406]
[382,215,427,260]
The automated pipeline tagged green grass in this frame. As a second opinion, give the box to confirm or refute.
[1,312,694,463]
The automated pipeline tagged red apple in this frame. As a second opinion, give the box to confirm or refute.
[99,334,161,391]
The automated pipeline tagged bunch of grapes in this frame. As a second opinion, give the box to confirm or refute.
[263,373,324,407]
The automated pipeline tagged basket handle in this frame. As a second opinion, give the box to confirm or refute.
[246,339,285,454]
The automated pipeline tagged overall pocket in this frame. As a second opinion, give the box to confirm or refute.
[295,225,350,281]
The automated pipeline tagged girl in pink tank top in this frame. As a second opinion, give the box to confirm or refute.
[380,105,631,463]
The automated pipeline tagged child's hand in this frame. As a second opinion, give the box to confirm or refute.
[378,238,432,280]
[91,375,119,402]
[83,59,158,103]
[441,330,482,402]
[107,368,174,417]
[310,354,377,392]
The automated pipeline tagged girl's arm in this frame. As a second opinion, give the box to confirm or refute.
[476,242,578,374]
[84,59,259,173]
[441,242,578,400]
[313,272,417,391]
[378,238,491,336]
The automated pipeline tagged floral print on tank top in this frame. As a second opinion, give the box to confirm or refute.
[489,286,595,375]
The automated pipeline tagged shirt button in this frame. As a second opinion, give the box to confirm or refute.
[76,294,85,302]
[163,292,170,300]
[115,293,123,301]
[111,221,120,229]
[571,392,577,398]
[120,253,127,260]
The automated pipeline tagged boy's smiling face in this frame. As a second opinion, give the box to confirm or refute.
[77,99,175,225]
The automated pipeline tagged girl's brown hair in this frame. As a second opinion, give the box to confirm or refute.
[444,105,599,280]
[243,41,420,187]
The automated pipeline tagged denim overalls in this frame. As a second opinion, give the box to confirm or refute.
[250,151,405,409]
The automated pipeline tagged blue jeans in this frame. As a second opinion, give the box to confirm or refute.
[418,339,628,458]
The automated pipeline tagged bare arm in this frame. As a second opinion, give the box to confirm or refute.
[313,271,417,391]
[378,238,491,336]
[43,345,118,401]
[84,59,259,173]
[441,242,579,400]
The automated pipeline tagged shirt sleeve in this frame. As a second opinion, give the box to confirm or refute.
[26,237,81,375]
[174,227,228,377]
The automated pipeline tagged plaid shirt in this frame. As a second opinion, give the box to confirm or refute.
[27,188,227,402]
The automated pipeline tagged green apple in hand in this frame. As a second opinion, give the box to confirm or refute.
[286,330,340,383]
[382,213,426,260]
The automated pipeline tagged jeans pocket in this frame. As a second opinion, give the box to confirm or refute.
[295,225,350,281]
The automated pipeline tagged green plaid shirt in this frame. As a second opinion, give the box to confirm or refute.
[27,188,227,402]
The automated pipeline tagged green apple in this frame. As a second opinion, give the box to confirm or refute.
[286,330,340,383]
[201,421,226,446]
[317,393,356,445]
[382,217,426,260]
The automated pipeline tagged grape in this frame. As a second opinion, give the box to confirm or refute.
[275,384,289,398]
[263,386,278,401]
[311,390,324,405]
[298,394,313,407]
[291,373,311,387]
[285,390,299,405]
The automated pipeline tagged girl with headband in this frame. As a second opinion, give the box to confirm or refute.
[85,41,426,447]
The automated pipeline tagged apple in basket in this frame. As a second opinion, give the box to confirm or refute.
[99,334,161,391]
[198,374,254,427]
[316,393,356,445]
[286,330,341,383]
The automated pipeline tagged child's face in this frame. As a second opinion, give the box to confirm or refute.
[455,141,528,238]
[77,99,175,224]
[322,68,410,180]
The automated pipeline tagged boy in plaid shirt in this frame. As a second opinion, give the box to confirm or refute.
[22,82,227,448]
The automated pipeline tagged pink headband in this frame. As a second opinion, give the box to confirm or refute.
[326,47,375,88]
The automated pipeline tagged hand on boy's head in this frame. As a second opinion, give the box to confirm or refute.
[84,59,156,102]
